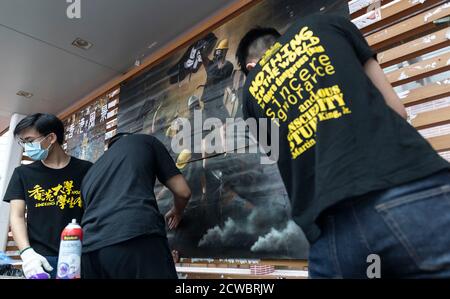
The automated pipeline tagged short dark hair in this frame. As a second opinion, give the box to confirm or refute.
[236,27,281,75]
[14,113,65,144]
[108,132,133,149]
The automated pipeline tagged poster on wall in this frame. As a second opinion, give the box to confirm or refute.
[117,0,349,259]
[63,97,109,163]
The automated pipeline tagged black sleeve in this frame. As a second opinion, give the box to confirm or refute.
[336,16,376,64]
[241,86,269,145]
[83,161,94,172]
[242,83,255,121]
[152,137,181,184]
[3,168,25,202]
[242,93,251,121]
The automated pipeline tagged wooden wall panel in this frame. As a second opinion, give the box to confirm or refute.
[378,27,450,68]
[428,134,450,152]
[411,105,450,129]
[355,0,444,35]
[399,77,450,107]
[387,52,450,86]
[366,3,450,50]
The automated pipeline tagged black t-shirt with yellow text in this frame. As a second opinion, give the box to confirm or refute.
[3,157,92,256]
[242,14,450,243]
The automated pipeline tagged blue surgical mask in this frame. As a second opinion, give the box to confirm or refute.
[24,138,51,161]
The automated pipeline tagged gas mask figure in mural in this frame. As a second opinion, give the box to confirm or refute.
[198,39,235,165]
[199,38,234,122]
[213,46,227,64]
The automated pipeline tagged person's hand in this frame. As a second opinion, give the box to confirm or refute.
[165,207,183,230]
[20,248,52,279]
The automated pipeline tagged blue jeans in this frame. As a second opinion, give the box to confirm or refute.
[309,170,450,278]
[43,256,58,279]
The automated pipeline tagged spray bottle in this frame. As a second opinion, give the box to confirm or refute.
[56,219,83,279]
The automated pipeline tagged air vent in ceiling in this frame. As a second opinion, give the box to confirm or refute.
[72,38,93,50]
[16,91,34,99]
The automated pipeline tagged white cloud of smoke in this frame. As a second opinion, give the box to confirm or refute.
[250,220,308,252]
[198,207,309,256]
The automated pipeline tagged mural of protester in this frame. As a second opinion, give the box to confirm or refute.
[116,0,349,259]
[198,39,235,159]
[168,33,218,85]
[199,39,234,122]
[223,70,246,118]
[157,145,223,257]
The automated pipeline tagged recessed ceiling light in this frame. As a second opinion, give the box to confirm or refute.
[72,37,93,50]
[16,90,33,99]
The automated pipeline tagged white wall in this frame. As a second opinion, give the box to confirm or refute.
[0,133,9,189]
[0,114,25,251]
[0,132,9,252]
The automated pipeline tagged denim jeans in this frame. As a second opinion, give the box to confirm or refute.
[309,170,450,278]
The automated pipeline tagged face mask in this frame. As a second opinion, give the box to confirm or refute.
[24,137,51,161]
[214,50,226,62]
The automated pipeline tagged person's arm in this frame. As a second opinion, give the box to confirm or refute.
[4,169,31,251]
[3,169,53,278]
[200,48,211,68]
[164,174,191,230]
[152,137,191,230]
[335,16,407,120]
[10,200,54,278]
[9,200,30,251]
[364,58,407,119]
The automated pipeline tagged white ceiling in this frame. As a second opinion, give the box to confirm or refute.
[0,0,237,132]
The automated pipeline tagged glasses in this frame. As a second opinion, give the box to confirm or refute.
[17,135,48,148]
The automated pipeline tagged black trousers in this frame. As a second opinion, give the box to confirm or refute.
[81,234,178,279]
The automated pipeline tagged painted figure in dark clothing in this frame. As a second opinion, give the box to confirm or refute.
[199,39,234,122]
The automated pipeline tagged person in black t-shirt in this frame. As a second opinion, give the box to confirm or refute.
[236,15,450,278]
[3,114,93,279]
[80,133,191,279]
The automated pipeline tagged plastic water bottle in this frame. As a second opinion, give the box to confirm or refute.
[56,219,83,279]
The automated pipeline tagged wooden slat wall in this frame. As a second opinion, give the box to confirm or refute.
[386,51,450,86]
[366,2,450,50]
[5,233,20,261]
[354,0,444,35]
[353,0,450,160]
[378,27,450,67]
